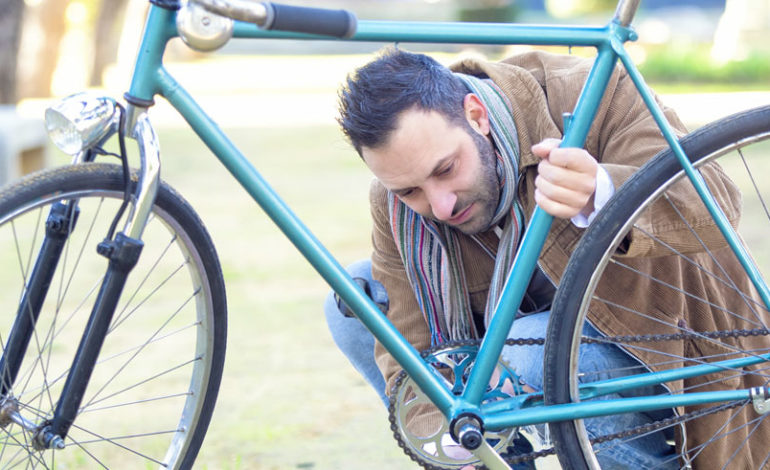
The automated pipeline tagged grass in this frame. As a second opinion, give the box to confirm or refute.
[647,81,770,95]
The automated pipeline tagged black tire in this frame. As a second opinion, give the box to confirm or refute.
[0,163,226,469]
[544,106,770,469]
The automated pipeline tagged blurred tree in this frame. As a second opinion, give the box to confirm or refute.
[712,0,770,63]
[90,0,129,86]
[0,0,24,103]
[457,0,520,23]
[17,0,70,99]
[546,0,616,17]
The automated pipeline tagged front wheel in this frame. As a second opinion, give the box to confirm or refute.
[544,106,770,469]
[0,163,227,469]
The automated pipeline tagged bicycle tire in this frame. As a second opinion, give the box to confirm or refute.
[544,105,770,469]
[0,163,226,469]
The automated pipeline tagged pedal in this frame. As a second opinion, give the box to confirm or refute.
[750,386,770,414]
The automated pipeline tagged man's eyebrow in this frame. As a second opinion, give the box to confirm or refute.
[390,154,456,196]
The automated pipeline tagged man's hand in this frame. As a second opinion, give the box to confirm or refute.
[532,138,598,219]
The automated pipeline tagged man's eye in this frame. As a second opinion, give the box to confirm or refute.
[438,164,454,176]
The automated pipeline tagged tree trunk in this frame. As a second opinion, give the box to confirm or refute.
[90,0,130,87]
[0,0,25,104]
[17,0,69,99]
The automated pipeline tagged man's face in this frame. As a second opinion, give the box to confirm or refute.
[361,106,499,235]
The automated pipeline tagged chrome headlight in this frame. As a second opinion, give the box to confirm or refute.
[44,93,118,155]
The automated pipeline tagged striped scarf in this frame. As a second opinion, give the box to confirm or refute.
[388,74,525,345]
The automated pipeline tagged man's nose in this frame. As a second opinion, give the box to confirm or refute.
[427,187,457,221]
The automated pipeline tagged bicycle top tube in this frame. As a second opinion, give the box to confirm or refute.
[187,0,641,40]
[128,0,639,104]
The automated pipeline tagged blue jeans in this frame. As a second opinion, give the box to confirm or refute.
[324,260,679,469]
[323,260,389,406]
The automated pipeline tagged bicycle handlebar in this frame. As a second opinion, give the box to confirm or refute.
[189,0,358,38]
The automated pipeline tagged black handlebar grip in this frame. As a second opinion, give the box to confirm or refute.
[262,2,357,38]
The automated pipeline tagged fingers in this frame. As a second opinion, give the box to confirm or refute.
[534,183,595,219]
[532,139,598,219]
[531,138,561,159]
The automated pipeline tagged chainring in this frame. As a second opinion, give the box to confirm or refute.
[387,341,531,469]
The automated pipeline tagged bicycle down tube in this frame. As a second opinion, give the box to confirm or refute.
[118,0,770,459]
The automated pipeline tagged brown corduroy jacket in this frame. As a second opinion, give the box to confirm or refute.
[369,51,767,467]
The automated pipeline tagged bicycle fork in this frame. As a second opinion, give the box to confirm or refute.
[0,103,161,450]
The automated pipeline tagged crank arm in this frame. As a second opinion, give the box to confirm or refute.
[471,440,512,470]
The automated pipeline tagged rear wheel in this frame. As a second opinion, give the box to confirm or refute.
[0,163,227,469]
[545,106,770,469]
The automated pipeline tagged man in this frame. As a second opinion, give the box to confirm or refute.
[325,47,756,468]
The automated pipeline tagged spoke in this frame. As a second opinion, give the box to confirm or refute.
[759,449,770,469]
[79,391,192,413]
[580,336,770,390]
[75,427,180,445]
[12,207,43,285]
[84,290,198,409]
[628,220,767,321]
[610,257,765,329]
[111,229,177,330]
[680,401,754,464]
[661,190,766,324]
[594,295,770,378]
[738,147,770,221]
[67,422,172,467]
[26,201,106,416]
[0,213,40,392]
[678,363,770,394]
[722,411,769,469]
[55,198,104,313]
[83,356,199,411]
[15,400,52,422]
[13,320,199,408]
[22,298,57,422]
[0,423,49,469]
[110,258,192,335]
[12,278,101,402]
[66,435,109,469]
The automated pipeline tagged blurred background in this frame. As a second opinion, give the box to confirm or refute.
[3,0,770,101]
[0,1,769,469]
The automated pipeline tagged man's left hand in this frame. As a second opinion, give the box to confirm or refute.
[532,138,598,219]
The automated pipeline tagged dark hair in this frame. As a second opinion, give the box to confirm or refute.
[337,47,469,155]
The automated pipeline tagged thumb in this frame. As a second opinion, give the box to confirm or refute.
[531,138,562,160]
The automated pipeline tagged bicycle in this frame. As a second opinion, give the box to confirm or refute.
[1,0,769,468]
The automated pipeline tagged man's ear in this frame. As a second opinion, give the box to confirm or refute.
[463,93,491,136]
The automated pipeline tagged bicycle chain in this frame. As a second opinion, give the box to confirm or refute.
[387,327,770,469]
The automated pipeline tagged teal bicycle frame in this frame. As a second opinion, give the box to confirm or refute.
[124,1,770,444]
